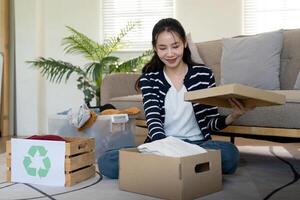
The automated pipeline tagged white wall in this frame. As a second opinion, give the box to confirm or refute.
[14,0,242,136]
[15,0,99,135]
[176,0,242,42]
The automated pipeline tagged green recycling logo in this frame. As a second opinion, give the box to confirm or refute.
[23,146,51,178]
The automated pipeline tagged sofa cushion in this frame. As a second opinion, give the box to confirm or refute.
[280,29,300,89]
[101,73,141,105]
[219,102,300,129]
[187,33,204,64]
[195,40,223,86]
[220,30,283,90]
[110,94,144,120]
[294,72,300,89]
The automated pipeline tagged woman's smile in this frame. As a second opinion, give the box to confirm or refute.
[165,58,177,64]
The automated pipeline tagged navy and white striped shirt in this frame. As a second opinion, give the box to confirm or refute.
[140,65,228,142]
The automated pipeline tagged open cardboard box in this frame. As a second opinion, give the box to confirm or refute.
[184,84,286,108]
[119,148,222,200]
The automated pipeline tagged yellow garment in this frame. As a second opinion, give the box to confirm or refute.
[77,111,97,131]
[100,107,140,116]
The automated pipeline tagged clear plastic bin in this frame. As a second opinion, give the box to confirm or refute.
[48,114,136,159]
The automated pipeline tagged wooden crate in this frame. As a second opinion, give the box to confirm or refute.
[6,136,96,187]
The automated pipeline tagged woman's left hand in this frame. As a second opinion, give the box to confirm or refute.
[225,98,255,125]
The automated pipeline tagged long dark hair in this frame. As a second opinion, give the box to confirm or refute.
[135,18,200,90]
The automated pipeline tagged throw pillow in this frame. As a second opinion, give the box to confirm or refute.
[220,30,283,90]
[186,33,204,64]
[294,71,300,89]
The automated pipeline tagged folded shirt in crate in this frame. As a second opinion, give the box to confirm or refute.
[137,136,207,157]
[26,134,66,141]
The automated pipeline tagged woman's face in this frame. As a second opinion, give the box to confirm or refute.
[154,31,186,69]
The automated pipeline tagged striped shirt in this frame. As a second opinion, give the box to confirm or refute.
[140,65,228,142]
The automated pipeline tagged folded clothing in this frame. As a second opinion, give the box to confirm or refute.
[67,104,96,130]
[100,106,141,116]
[137,136,207,157]
[77,111,97,131]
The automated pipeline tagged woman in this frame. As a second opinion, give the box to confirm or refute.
[99,18,252,178]
[137,18,253,173]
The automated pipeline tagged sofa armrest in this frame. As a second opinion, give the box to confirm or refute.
[101,73,141,105]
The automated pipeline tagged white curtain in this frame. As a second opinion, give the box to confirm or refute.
[103,0,174,51]
[243,0,300,34]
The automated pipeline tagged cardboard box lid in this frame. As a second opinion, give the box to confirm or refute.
[184,84,286,108]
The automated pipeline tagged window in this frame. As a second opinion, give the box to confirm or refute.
[102,0,174,51]
[243,0,300,34]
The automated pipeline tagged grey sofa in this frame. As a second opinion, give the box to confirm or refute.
[101,29,300,140]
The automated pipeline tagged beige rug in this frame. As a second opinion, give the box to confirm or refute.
[0,145,299,200]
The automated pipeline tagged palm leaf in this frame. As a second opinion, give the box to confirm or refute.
[102,22,137,56]
[115,50,153,72]
[85,56,119,80]
[28,23,149,107]
[83,62,103,88]
[63,26,105,61]
[27,57,86,83]
[91,62,102,87]
[101,56,119,69]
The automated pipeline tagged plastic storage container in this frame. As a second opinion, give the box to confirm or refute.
[48,114,136,158]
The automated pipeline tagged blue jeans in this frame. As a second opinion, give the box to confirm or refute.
[97,145,134,179]
[98,140,239,179]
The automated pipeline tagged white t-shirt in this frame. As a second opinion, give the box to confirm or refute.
[163,72,204,141]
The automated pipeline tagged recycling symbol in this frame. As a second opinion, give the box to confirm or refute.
[23,146,51,178]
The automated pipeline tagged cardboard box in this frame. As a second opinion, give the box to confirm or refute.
[184,84,286,108]
[119,148,222,200]
[6,137,95,187]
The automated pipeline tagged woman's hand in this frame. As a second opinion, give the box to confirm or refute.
[225,98,255,125]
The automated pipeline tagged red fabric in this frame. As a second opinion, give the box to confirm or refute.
[26,135,66,141]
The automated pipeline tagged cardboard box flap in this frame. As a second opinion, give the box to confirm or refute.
[184,84,286,108]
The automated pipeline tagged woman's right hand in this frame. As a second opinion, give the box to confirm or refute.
[225,98,255,125]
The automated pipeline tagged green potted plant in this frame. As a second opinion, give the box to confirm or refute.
[27,22,152,108]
